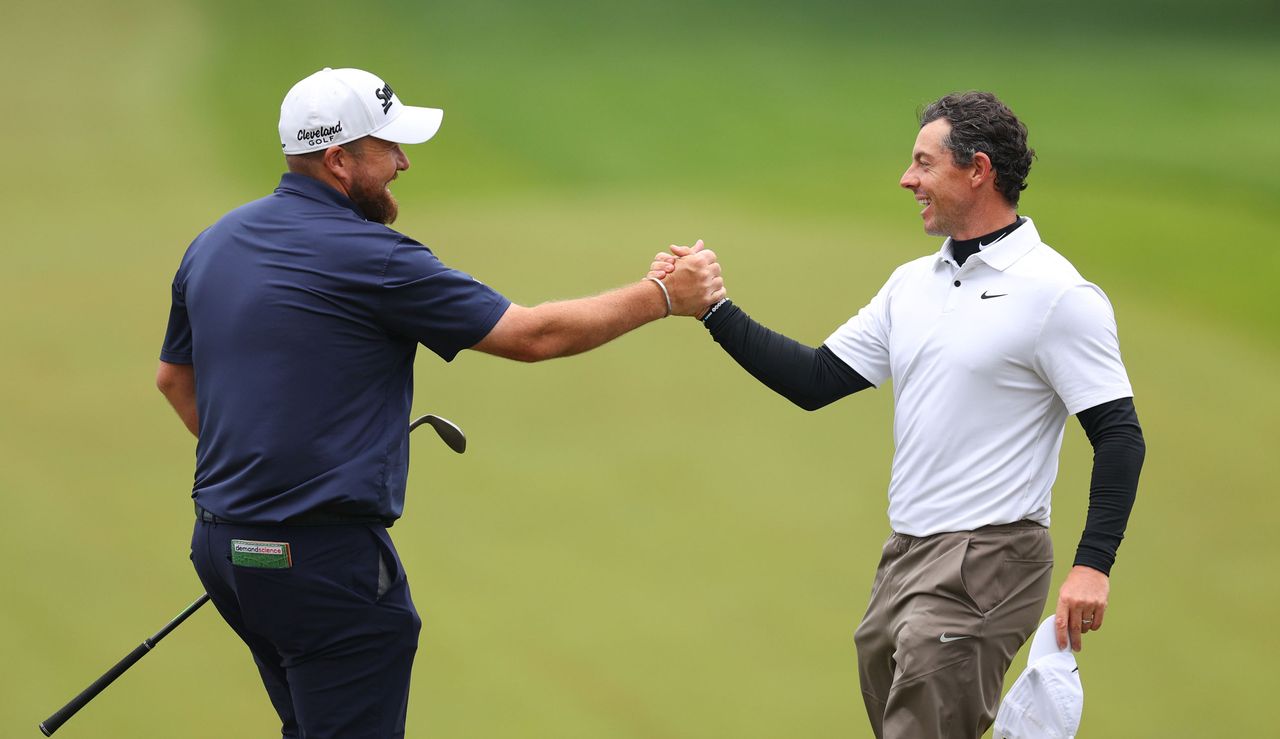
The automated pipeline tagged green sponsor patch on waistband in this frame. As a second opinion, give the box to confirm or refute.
[231,539,292,569]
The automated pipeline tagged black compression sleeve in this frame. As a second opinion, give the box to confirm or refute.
[1073,397,1146,575]
[703,300,871,410]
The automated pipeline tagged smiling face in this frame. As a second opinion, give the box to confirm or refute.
[899,119,976,238]
[345,137,410,225]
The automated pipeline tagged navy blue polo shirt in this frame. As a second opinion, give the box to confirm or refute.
[160,173,510,523]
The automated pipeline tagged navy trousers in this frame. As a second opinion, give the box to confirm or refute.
[191,519,422,738]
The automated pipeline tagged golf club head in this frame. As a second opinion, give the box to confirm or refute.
[409,414,467,454]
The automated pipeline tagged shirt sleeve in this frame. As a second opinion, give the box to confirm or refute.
[377,238,511,362]
[1073,396,1146,575]
[703,300,872,411]
[159,277,193,364]
[1033,284,1133,414]
[822,273,895,387]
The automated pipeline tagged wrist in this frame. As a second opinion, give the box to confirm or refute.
[700,297,729,323]
[1069,561,1111,578]
[644,277,671,318]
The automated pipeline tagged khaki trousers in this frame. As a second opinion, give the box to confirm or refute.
[854,521,1053,739]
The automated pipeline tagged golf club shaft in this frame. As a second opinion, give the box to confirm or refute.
[39,593,211,736]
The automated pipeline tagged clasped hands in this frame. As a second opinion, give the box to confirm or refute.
[645,239,726,317]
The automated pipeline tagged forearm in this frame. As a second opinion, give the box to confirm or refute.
[156,361,199,437]
[704,299,871,410]
[475,280,668,362]
[532,281,669,358]
[1073,397,1145,574]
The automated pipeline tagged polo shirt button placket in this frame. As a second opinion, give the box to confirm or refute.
[943,266,964,313]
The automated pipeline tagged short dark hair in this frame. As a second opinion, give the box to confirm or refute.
[919,92,1035,206]
[284,137,368,172]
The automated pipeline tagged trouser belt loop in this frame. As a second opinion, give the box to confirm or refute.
[195,502,221,524]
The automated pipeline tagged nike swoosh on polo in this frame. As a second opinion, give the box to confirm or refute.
[980,291,1008,300]
[939,633,972,643]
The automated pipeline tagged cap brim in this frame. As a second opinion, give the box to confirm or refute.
[372,105,444,145]
[1028,616,1073,663]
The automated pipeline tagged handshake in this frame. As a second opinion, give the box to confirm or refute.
[644,239,727,318]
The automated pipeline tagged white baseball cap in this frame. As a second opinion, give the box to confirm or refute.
[993,616,1084,739]
[278,67,443,155]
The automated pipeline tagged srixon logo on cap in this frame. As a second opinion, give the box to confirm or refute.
[297,121,344,147]
[375,84,394,114]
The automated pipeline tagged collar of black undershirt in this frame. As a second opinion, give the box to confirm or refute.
[950,216,1025,267]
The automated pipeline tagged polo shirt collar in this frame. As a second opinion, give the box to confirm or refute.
[275,172,366,219]
[935,217,1040,272]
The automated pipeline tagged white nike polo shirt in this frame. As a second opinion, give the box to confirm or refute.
[824,219,1132,536]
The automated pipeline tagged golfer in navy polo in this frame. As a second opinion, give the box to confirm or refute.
[156,67,725,738]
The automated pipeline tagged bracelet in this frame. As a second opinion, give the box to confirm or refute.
[645,277,672,317]
[700,297,728,323]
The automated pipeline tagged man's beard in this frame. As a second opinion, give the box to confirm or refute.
[349,177,399,225]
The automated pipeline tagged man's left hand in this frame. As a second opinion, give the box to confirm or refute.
[1054,565,1109,652]
[647,239,704,280]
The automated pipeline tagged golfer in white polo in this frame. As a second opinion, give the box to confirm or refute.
[651,91,1145,738]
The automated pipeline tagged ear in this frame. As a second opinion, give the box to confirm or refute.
[322,145,356,190]
[969,151,995,191]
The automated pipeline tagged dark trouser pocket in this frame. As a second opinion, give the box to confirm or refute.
[368,525,403,601]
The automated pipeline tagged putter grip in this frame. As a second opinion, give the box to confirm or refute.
[39,643,151,736]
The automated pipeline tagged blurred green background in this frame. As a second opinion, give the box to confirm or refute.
[3,0,1278,736]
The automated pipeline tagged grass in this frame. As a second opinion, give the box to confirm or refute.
[2,1,1278,736]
